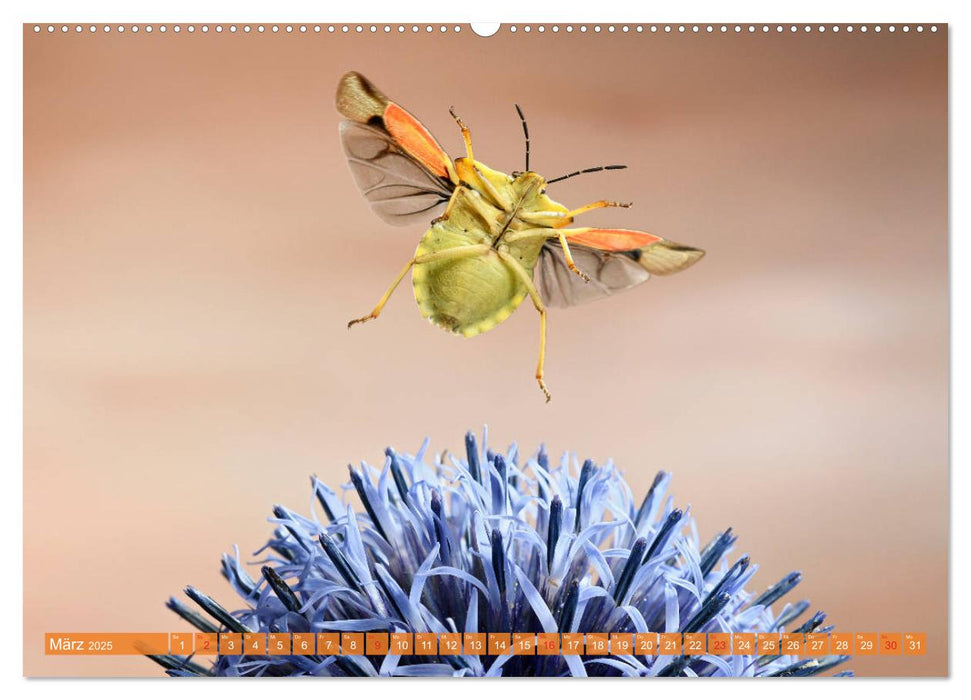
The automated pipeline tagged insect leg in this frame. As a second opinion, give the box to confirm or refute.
[553,231,590,282]
[414,244,492,265]
[348,245,492,329]
[496,247,552,403]
[430,188,462,224]
[347,257,416,329]
[502,228,590,282]
[471,164,513,211]
[448,107,475,160]
[553,200,632,228]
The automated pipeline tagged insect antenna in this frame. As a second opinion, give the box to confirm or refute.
[546,164,628,184]
[514,104,530,172]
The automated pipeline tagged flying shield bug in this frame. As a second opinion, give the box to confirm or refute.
[337,71,704,401]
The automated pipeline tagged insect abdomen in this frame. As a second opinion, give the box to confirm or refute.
[413,228,527,337]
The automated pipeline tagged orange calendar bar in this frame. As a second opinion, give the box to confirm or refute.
[366,633,389,656]
[44,633,168,656]
[219,633,242,656]
[439,633,462,655]
[904,632,926,656]
[757,633,779,655]
[194,632,218,655]
[880,632,902,655]
[512,633,535,655]
[610,633,633,655]
[805,633,828,656]
[169,632,193,655]
[586,633,608,655]
[342,633,364,655]
[292,633,315,655]
[316,633,339,655]
[414,632,437,655]
[830,632,852,655]
[780,633,804,655]
[683,633,706,655]
[42,630,929,657]
[464,633,486,655]
[634,633,658,655]
[390,632,413,655]
[561,633,584,655]
[855,632,878,656]
[733,633,755,655]
[244,632,266,655]
[658,633,681,655]
[268,633,290,655]
[708,633,731,656]
[488,633,510,655]
[537,633,560,655]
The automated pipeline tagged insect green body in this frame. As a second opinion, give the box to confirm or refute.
[413,163,566,337]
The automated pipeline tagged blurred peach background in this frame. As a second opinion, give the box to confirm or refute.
[24,25,947,676]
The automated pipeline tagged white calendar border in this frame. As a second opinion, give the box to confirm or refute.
[1,0,964,697]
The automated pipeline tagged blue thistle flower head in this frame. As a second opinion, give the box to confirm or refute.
[159,430,850,677]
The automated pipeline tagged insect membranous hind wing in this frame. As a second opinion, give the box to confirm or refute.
[534,239,705,308]
[535,244,650,307]
[339,121,452,225]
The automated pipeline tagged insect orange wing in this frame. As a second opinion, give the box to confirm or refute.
[382,102,451,179]
[565,228,663,251]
